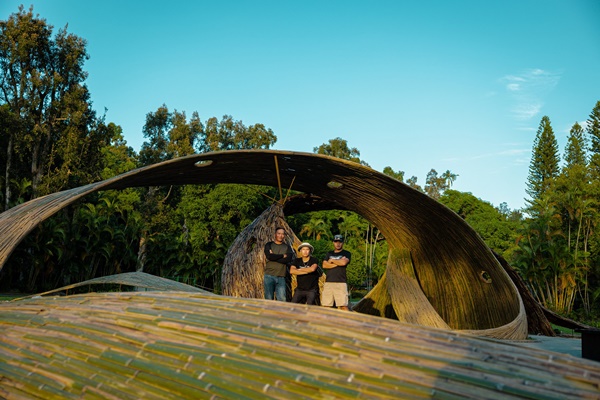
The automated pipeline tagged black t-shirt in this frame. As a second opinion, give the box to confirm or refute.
[291,256,320,291]
[324,249,351,283]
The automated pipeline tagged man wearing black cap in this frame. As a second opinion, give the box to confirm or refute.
[321,234,352,310]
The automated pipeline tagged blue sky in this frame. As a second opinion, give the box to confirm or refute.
[2,1,599,211]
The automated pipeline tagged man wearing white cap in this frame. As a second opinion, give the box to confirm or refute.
[321,234,352,310]
[289,242,321,305]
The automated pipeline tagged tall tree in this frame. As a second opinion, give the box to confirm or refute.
[440,189,520,260]
[299,215,330,240]
[406,176,423,192]
[0,6,94,201]
[581,102,600,316]
[136,105,203,274]
[512,197,577,313]
[587,100,600,176]
[138,105,202,166]
[313,137,368,166]
[526,116,560,212]
[137,110,280,290]
[557,121,593,269]
[424,169,457,200]
[200,115,276,153]
[564,122,587,168]
[382,166,404,182]
[441,170,458,188]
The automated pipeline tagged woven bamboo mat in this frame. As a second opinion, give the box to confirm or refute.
[1,292,598,399]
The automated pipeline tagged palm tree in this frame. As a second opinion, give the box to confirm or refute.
[441,170,458,189]
[337,212,366,241]
[299,215,330,241]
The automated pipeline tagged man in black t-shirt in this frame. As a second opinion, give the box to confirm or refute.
[290,242,320,305]
[321,234,351,310]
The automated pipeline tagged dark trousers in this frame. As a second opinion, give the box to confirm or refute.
[291,289,318,305]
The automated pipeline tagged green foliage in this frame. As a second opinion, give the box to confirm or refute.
[307,239,332,264]
[425,169,458,200]
[440,190,521,260]
[0,5,101,199]
[175,184,274,292]
[382,166,404,182]
[314,137,368,166]
[99,122,137,179]
[564,122,587,168]
[201,115,276,152]
[511,197,580,314]
[406,176,423,192]
[299,215,330,241]
[513,103,600,319]
[139,105,201,166]
[587,101,600,173]
[526,116,560,210]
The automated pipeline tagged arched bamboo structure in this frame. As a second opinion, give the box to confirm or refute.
[0,150,525,338]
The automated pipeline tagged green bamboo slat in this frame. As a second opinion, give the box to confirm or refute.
[2,292,600,399]
[0,363,75,398]
[84,360,181,400]
[143,357,280,398]
[87,357,183,400]
[0,364,79,399]
[1,340,138,398]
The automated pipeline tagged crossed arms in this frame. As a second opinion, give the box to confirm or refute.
[322,256,350,269]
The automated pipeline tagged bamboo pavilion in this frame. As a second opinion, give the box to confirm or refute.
[1,150,598,398]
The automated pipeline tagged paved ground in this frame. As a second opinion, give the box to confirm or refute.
[512,334,582,358]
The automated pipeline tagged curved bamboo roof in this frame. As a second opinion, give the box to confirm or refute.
[1,291,599,399]
[0,150,523,336]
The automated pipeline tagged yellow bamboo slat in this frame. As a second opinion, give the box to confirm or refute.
[1,292,599,399]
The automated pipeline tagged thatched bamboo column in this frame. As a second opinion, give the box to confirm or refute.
[221,203,299,298]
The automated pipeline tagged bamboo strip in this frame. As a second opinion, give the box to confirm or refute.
[2,292,598,399]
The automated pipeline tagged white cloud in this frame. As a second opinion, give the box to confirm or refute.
[501,68,562,121]
[516,126,536,132]
[507,83,521,91]
[499,148,530,156]
[512,102,542,120]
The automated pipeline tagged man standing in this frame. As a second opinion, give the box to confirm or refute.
[321,234,351,310]
[290,242,321,305]
[264,227,294,301]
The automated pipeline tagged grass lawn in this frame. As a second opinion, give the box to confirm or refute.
[0,293,26,301]
[551,324,581,337]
